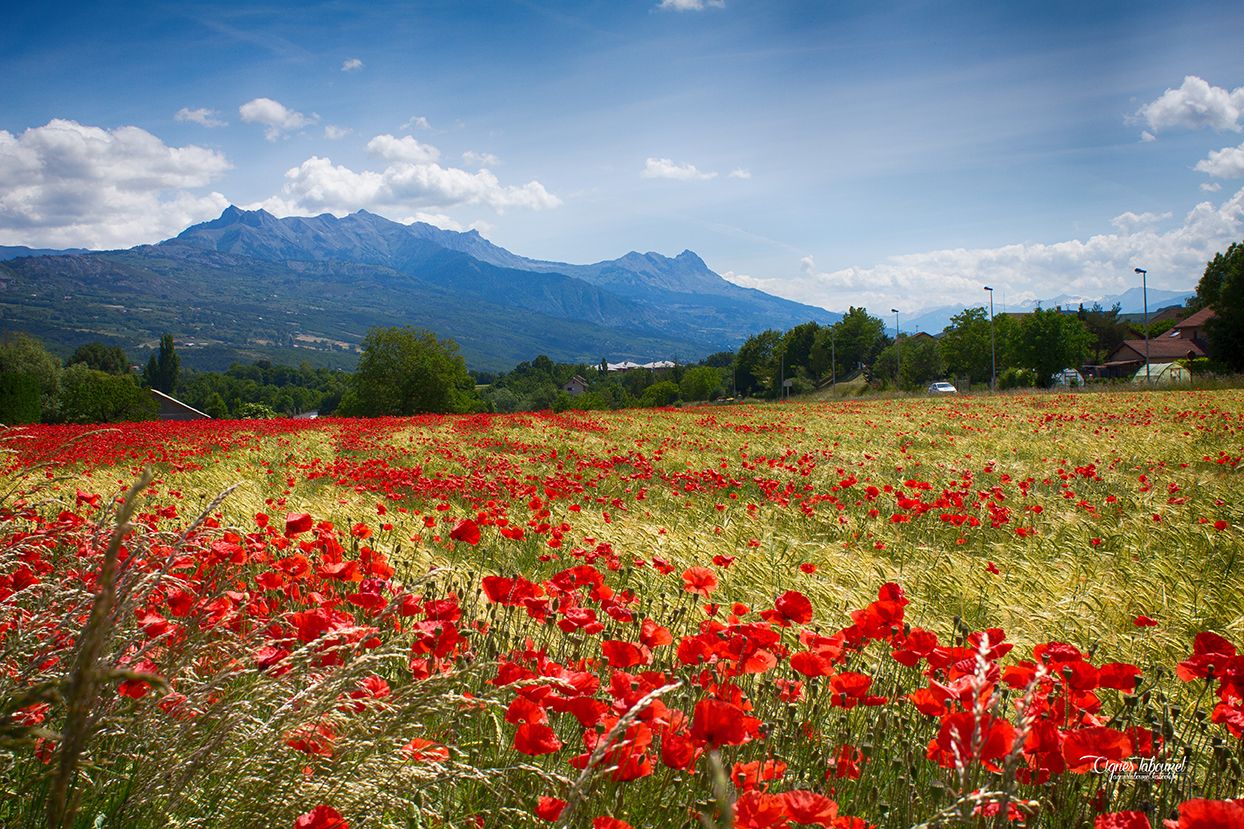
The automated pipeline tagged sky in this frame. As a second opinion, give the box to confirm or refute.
[1,0,1243,314]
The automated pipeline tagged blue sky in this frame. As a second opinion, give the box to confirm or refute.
[2,0,1243,313]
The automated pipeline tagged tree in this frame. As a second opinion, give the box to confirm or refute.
[58,364,157,423]
[733,330,781,396]
[69,342,130,375]
[343,326,478,416]
[1076,303,1129,365]
[874,335,943,389]
[1196,241,1244,370]
[1190,241,1242,311]
[202,392,229,419]
[0,333,61,422]
[0,373,41,424]
[938,307,992,386]
[143,334,179,393]
[680,366,723,401]
[1011,308,1093,386]
[639,380,680,407]
[813,307,886,381]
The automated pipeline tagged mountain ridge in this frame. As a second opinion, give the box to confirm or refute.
[0,207,838,371]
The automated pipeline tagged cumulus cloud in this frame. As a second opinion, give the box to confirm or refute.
[367,133,440,164]
[341,57,364,71]
[642,157,717,181]
[1135,75,1244,134]
[728,168,751,179]
[0,119,231,248]
[657,0,725,9]
[722,188,1244,312]
[1195,141,1244,179]
[175,107,227,128]
[1110,210,1172,232]
[462,150,501,168]
[1202,181,1223,192]
[323,125,352,140]
[239,97,318,140]
[401,115,432,131]
[250,134,560,217]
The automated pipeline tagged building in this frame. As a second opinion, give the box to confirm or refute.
[1093,308,1216,379]
[1133,362,1190,385]
[150,388,211,421]
[563,375,589,396]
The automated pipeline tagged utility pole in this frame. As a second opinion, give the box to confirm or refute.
[831,336,836,386]
[891,308,901,390]
[984,286,996,391]
[1135,268,1151,385]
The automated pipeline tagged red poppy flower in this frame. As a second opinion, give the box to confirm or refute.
[534,797,566,822]
[1134,615,1159,627]
[682,567,718,597]
[285,512,314,537]
[927,711,1015,770]
[601,639,650,668]
[449,519,481,545]
[783,790,838,826]
[295,805,348,829]
[593,819,633,829]
[403,738,449,763]
[771,590,814,625]
[690,697,761,747]
[1095,812,1152,829]
[514,722,562,755]
[1173,799,1244,828]
[1062,726,1132,773]
[734,791,789,829]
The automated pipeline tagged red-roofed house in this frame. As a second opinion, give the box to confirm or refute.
[1097,307,1216,377]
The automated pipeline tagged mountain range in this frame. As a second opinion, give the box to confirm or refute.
[0,207,838,371]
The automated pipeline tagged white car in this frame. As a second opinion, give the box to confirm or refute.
[927,382,958,395]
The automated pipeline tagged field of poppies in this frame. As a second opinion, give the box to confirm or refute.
[1,389,1242,829]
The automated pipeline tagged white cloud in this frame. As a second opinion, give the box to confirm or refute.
[0,119,230,248]
[175,107,227,128]
[642,157,717,181]
[462,150,501,168]
[323,125,352,140]
[401,115,432,131]
[1202,182,1223,192]
[1195,141,1244,179]
[722,188,1244,312]
[341,57,364,72]
[367,133,440,164]
[250,142,561,217]
[1110,210,1172,232]
[1140,131,1156,143]
[1135,75,1244,134]
[728,167,751,179]
[657,0,725,9]
[239,97,318,140]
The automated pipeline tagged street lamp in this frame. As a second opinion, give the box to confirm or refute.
[984,286,996,391]
[1134,267,1150,385]
[891,308,900,389]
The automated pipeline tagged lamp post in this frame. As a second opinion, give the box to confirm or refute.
[831,335,836,386]
[1134,267,1150,385]
[891,308,901,389]
[984,286,996,391]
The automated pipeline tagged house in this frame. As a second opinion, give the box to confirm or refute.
[563,375,589,396]
[1096,307,1216,378]
[150,388,211,421]
[1165,306,1215,349]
